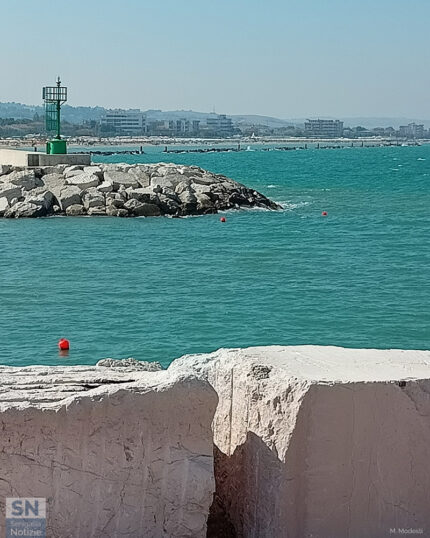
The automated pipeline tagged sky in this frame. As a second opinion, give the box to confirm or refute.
[1,0,429,119]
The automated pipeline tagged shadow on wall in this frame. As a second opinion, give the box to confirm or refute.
[206,381,430,538]
[207,433,284,538]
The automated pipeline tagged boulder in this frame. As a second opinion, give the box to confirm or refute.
[24,191,55,213]
[87,206,107,216]
[129,167,151,188]
[64,169,84,179]
[57,185,82,210]
[4,201,45,218]
[82,188,105,209]
[97,358,163,371]
[171,346,430,538]
[83,165,103,178]
[123,198,143,215]
[41,165,67,176]
[157,195,181,216]
[0,165,11,177]
[126,187,155,203]
[0,183,22,202]
[178,190,197,205]
[189,175,217,186]
[106,206,128,217]
[135,202,161,217]
[106,192,126,208]
[179,189,198,214]
[101,163,132,173]
[195,193,214,211]
[150,176,175,190]
[41,172,66,192]
[0,365,217,537]
[97,180,113,193]
[65,204,85,216]
[104,170,140,190]
[192,183,212,196]
[8,169,42,190]
[0,197,9,216]
[64,165,84,178]
[124,199,162,217]
[175,179,192,194]
[66,172,100,190]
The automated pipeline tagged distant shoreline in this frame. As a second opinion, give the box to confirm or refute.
[0,135,428,150]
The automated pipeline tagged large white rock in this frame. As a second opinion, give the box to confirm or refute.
[57,185,82,210]
[65,172,100,189]
[82,187,105,209]
[64,165,84,178]
[0,364,217,537]
[104,170,140,190]
[41,172,66,191]
[170,346,430,538]
[8,169,42,190]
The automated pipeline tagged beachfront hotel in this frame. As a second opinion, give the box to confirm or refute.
[304,118,344,137]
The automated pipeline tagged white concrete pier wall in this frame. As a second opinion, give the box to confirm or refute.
[0,148,90,167]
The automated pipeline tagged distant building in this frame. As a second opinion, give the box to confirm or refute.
[166,119,200,135]
[204,114,234,136]
[100,110,146,134]
[304,119,344,138]
[399,123,424,139]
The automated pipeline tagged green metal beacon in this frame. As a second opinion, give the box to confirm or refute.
[42,77,68,155]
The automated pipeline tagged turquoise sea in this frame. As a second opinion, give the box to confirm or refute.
[1,144,429,368]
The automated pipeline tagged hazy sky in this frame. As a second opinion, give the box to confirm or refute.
[1,0,429,118]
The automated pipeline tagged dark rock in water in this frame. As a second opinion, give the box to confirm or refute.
[0,163,281,218]
[135,202,162,217]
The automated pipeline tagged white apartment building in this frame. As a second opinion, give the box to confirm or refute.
[304,119,344,138]
[399,123,424,138]
[100,110,146,134]
[204,114,234,136]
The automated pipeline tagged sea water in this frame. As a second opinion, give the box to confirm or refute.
[0,144,429,368]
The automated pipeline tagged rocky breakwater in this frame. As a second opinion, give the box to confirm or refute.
[0,163,280,218]
[0,361,217,537]
[170,346,430,538]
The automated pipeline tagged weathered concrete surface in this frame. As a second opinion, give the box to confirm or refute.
[0,364,217,537]
[171,346,430,538]
[0,148,91,167]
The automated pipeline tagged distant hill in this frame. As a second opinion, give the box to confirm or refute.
[1,102,429,129]
[0,102,106,123]
[230,115,295,128]
[0,102,299,127]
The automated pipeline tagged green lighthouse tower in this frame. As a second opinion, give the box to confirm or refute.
[43,77,68,154]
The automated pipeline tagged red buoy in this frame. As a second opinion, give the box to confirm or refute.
[58,338,70,351]
[321,211,328,216]
[220,217,226,222]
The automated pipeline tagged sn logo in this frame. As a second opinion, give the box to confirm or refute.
[6,498,46,519]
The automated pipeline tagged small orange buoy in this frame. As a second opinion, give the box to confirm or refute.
[321,211,328,216]
[220,217,226,222]
[58,338,70,351]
